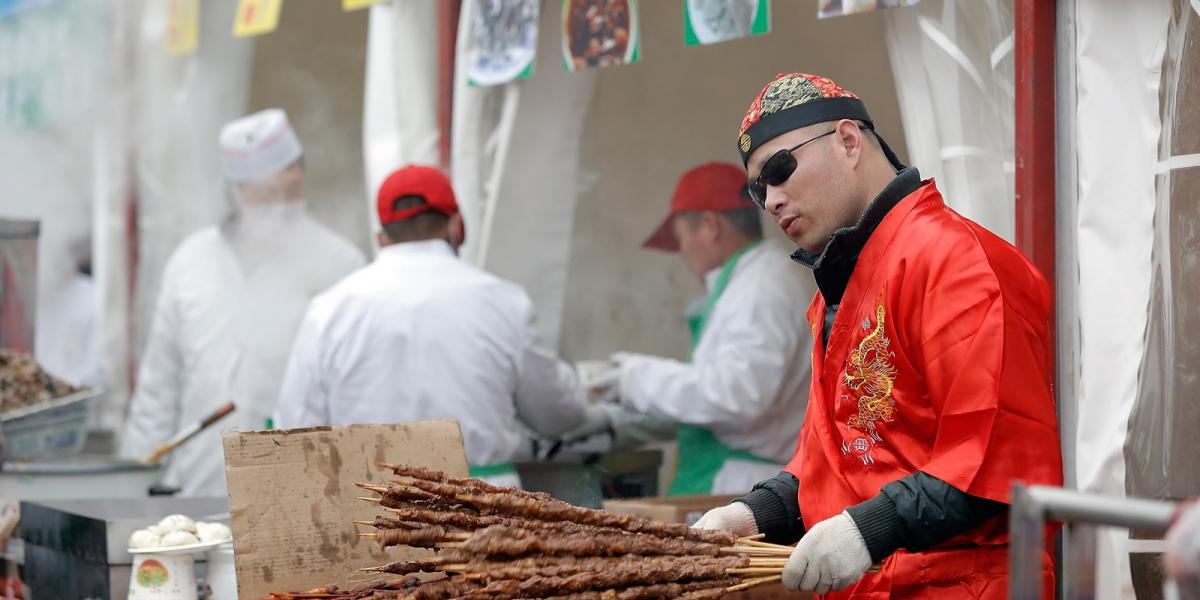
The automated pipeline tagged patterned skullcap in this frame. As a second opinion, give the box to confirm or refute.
[737,73,904,171]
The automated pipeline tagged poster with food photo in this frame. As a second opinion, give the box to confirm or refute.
[818,0,919,20]
[466,0,541,87]
[562,0,640,72]
[684,0,770,47]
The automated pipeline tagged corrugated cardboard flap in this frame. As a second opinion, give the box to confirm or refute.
[223,420,468,599]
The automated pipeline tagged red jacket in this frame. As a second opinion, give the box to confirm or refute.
[785,180,1062,598]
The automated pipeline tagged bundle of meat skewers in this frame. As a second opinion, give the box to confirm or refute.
[266,465,798,600]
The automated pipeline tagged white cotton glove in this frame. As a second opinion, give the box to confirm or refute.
[560,403,614,443]
[692,502,759,537]
[782,511,873,594]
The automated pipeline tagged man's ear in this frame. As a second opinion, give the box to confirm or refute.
[449,213,466,247]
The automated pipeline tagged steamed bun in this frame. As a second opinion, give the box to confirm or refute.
[160,530,200,547]
[157,514,197,534]
[196,522,232,544]
[128,529,161,550]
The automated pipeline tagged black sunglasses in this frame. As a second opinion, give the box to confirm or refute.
[747,129,837,209]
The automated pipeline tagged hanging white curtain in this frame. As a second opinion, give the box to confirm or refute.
[452,0,596,348]
[361,0,441,239]
[883,0,1015,241]
[1069,0,1170,597]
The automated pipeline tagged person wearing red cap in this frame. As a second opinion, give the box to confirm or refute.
[276,165,588,488]
[692,73,1063,597]
[573,162,816,497]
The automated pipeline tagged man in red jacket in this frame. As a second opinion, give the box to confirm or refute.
[693,73,1063,598]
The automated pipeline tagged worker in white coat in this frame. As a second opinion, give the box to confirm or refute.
[276,165,587,488]
[580,162,816,496]
[120,109,365,497]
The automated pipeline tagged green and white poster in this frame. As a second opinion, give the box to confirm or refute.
[684,0,769,46]
[466,0,540,87]
[562,0,640,72]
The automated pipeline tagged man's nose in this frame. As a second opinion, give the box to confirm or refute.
[765,186,786,216]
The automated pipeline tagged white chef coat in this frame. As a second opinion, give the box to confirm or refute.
[617,239,816,493]
[275,239,586,468]
[120,213,365,497]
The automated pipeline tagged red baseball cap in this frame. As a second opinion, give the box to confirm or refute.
[642,162,756,252]
[376,165,460,226]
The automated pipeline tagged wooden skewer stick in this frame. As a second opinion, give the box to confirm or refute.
[358,496,383,504]
[726,568,784,575]
[355,483,389,494]
[737,540,793,549]
[353,520,375,527]
[726,575,782,592]
[720,547,794,556]
[359,533,377,539]
[737,533,767,542]
[441,564,469,572]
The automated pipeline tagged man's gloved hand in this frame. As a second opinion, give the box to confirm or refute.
[782,511,873,594]
[560,403,614,443]
[692,502,758,537]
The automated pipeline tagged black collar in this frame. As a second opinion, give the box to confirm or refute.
[790,167,922,306]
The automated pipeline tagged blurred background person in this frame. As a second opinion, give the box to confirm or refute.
[120,108,365,496]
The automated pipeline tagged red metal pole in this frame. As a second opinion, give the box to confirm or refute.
[437,0,462,171]
[1015,0,1056,369]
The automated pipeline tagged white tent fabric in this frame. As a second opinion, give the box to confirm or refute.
[451,0,595,347]
[361,0,441,237]
[883,0,1015,241]
[1070,0,1170,597]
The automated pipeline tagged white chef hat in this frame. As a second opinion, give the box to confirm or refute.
[218,108,303,183]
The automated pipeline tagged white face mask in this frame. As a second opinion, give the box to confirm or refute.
[233,200,304,239]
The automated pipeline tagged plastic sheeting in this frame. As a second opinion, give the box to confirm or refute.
[361,0,440,232]
[1070,0,1170,597]
[883,0,1015,241]
[1126,0,1200,503]
[452,0,595,347]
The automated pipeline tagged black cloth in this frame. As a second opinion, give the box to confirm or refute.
[737,470,1005,559]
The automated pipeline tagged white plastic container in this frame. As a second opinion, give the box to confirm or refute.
[128,552,197,600]
[203,544,236,600]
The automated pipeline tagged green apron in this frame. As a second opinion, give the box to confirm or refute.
[668,241,775,496]
[469,463,517,479]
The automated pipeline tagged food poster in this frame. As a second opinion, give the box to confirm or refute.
[232,0,282,38]
[467,0,540,87]
[562,0,640,72]
[165,0,198,56]
[684,0,770,47]
[342,0,386,11]
[818,0,919,20]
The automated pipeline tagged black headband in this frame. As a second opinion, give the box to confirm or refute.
[738,96,906,172]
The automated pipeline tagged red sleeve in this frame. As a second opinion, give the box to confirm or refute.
[909,235,1063,504]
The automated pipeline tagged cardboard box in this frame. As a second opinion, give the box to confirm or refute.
[602,495,740,527]
[223,420,468,599]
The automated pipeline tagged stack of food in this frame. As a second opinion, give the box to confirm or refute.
[0,349,77,413]
[267,465,796,600]
[128,514,233,550]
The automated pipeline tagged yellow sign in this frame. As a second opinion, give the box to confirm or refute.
[233,0,283,38]
[342,0,386,11]
[165,0,198,56]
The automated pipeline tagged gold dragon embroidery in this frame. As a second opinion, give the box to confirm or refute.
[844,299,898,431]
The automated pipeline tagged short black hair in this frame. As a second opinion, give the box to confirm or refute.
[381,195,450,243]
[679,207,763,241]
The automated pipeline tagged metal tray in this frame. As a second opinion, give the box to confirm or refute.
[1,387,100,460]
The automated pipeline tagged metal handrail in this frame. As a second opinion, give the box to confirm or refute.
[1009,483,1178,599]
